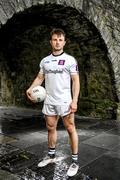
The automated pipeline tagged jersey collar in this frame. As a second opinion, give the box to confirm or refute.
[52,52,64,57]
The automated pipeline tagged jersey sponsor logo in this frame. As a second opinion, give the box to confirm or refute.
[45,69,63,74]
[58,60,65,65]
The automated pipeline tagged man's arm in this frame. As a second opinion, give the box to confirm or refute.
[26,72,45,102]
[70,74,80,113]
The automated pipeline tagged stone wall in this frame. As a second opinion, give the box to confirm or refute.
[0,0,120,100]
[0,0,119,119]
[81,0,120,100]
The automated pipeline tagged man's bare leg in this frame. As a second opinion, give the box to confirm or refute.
[38,115,58,167]
[63,113,79,177]
[63,113,78,154]
[45,115,58,149]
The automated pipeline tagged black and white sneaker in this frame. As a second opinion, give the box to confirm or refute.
[67,162,79,177]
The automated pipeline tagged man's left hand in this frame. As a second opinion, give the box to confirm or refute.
[70,101,77,113]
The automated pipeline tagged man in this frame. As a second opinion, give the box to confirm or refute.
[26,28,80,177]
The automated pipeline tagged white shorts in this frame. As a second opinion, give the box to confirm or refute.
[42,104,71,117]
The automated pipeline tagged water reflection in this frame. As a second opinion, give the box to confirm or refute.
[18,168,97,180]
[19,168,45,180]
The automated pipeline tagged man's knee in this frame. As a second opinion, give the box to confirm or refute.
[45,115,58,132]
[46,123,56,132]
[66,123,75,134]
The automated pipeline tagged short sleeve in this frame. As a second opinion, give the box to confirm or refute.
[39,59,45,74]
[69,57,79,74]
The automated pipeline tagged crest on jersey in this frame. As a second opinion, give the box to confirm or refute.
[58,60,65,65]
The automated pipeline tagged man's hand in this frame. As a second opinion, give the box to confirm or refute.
[26,73,45,103]
[26,88,36,103]
[70,101,77,113]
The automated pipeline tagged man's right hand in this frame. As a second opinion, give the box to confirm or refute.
[26,72,45,103]
[26,88,36,103]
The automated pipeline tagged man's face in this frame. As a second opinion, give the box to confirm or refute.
[50,34,66,52]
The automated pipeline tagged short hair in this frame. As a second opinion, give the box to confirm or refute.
[50,28,66,40]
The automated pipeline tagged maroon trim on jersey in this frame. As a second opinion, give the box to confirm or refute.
[76,65,78,71]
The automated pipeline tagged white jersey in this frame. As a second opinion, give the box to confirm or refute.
[39,52,79,105]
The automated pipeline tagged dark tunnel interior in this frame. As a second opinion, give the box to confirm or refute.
[0,4,118,118]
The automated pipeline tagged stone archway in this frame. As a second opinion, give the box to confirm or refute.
[0,0,119,118]
[0,0,120,100]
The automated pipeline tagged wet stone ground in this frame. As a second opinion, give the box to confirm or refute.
[0,106,120,180]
